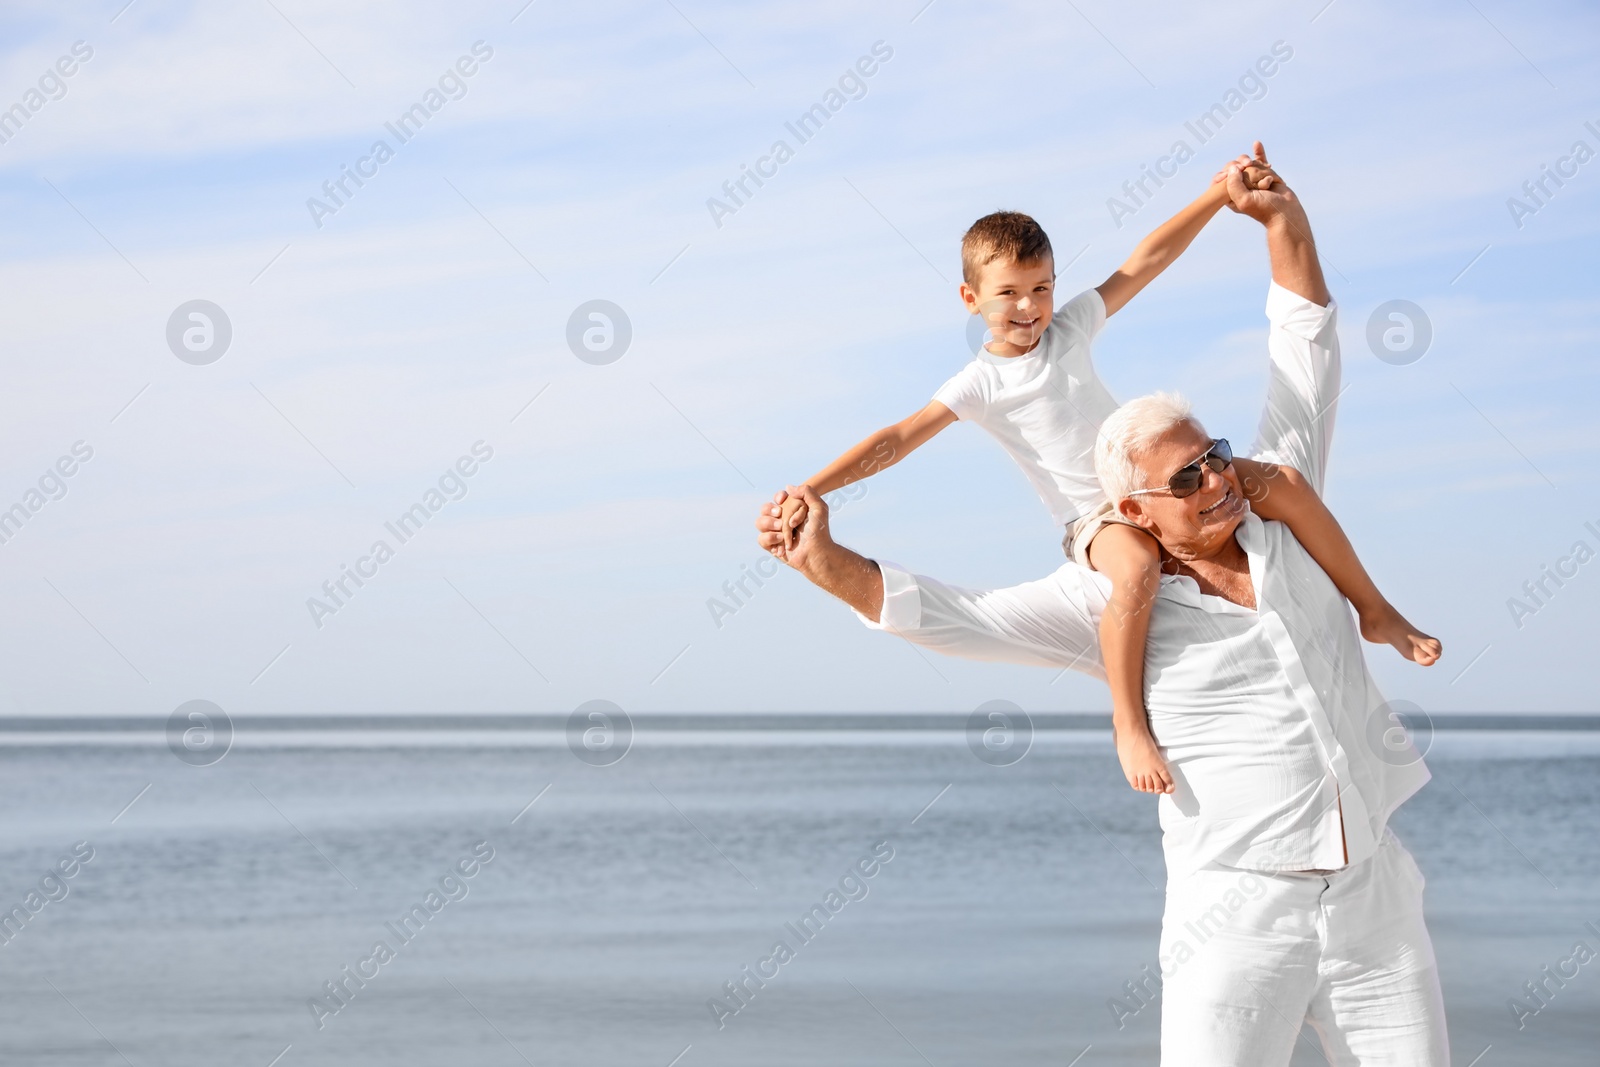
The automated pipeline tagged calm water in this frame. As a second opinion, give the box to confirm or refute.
[0,732,1595,1066]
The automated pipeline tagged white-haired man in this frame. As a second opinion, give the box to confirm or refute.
[754,165,1449,1065]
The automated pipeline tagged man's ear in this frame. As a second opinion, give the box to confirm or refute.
[1117,496,1155,531]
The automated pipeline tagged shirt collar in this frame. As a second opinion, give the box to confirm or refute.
[1235,508,1266,552]
[1238,510,1269,613]
[1154,511,1264,616]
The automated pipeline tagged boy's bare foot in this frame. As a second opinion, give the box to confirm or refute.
[1360,604,1442,666]
[1116,728,1174,794]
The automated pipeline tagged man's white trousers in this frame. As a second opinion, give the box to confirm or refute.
[1158,828,1449,1066]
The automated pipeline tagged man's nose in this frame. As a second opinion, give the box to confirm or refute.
[1190,467,1222,502]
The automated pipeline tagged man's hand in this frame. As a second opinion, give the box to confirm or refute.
[1221,141,1330,307]
[1211,145,1275,194]
[754,485,884,619]
[1221,141,1301,226]
[756,485,834,574]
[757,485,830,572]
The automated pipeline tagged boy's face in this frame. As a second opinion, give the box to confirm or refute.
[959,254,1054,357]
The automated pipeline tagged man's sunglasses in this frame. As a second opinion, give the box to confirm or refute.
[1124,439,1233,499]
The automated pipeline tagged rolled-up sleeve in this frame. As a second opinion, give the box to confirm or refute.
[857,561,1110,678]
[1250,283,1339,494]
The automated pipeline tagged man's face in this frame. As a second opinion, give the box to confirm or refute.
[960,255,1054,356]
[1120,419,1247,559]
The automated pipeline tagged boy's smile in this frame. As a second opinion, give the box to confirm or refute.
[960,254,1055,357]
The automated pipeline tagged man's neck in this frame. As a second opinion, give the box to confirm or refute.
[1163,536,1255,609]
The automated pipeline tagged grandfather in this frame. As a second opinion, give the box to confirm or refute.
[755,169,1448,1066]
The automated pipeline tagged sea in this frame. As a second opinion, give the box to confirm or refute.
[0,718,1595,1066]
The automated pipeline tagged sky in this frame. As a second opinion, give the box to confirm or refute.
[0,0,1595,718]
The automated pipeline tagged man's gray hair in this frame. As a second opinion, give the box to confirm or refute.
[1094,392,1206,503]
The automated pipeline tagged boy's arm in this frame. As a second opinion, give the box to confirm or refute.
[1096,150,1273,318]
[802,400,956,497]
[1238,459,1441,667]
[780,401,957,545]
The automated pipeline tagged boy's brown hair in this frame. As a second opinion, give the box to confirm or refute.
[961,211,1053,286]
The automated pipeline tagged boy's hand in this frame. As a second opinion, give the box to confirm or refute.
[1238,162,1275,189]
[1211,141,1279,193]
[1098,142,1277,319]
[778,495,808,550]
[1213,161,1274,191]
[1115,727,1175,794]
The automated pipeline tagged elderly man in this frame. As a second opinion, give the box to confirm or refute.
[754,167,1449,1065]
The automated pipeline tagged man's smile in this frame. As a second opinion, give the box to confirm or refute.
[1198,486,1241,517]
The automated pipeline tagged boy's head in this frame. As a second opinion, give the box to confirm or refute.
[960,211,1055,356]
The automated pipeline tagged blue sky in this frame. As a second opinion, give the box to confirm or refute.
[0,0,1594,717]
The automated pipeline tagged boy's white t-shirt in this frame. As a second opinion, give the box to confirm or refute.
[932,288,1118,528]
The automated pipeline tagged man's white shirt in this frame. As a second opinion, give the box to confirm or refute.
[933,289,1120,528]
[865,283,1431,878]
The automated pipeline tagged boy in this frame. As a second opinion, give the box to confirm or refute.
[779,144,1441,794]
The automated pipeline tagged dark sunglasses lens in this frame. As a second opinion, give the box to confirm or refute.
[1169,440,1230,498]
[1168,469,1204,498]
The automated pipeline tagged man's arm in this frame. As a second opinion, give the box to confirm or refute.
[1261,207,1329,306]
[761,486,886,618]
[1096,150,1271,317]
[1223,150,1339,493]
[1223,144,1330,306]
[756,486,1107,674]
